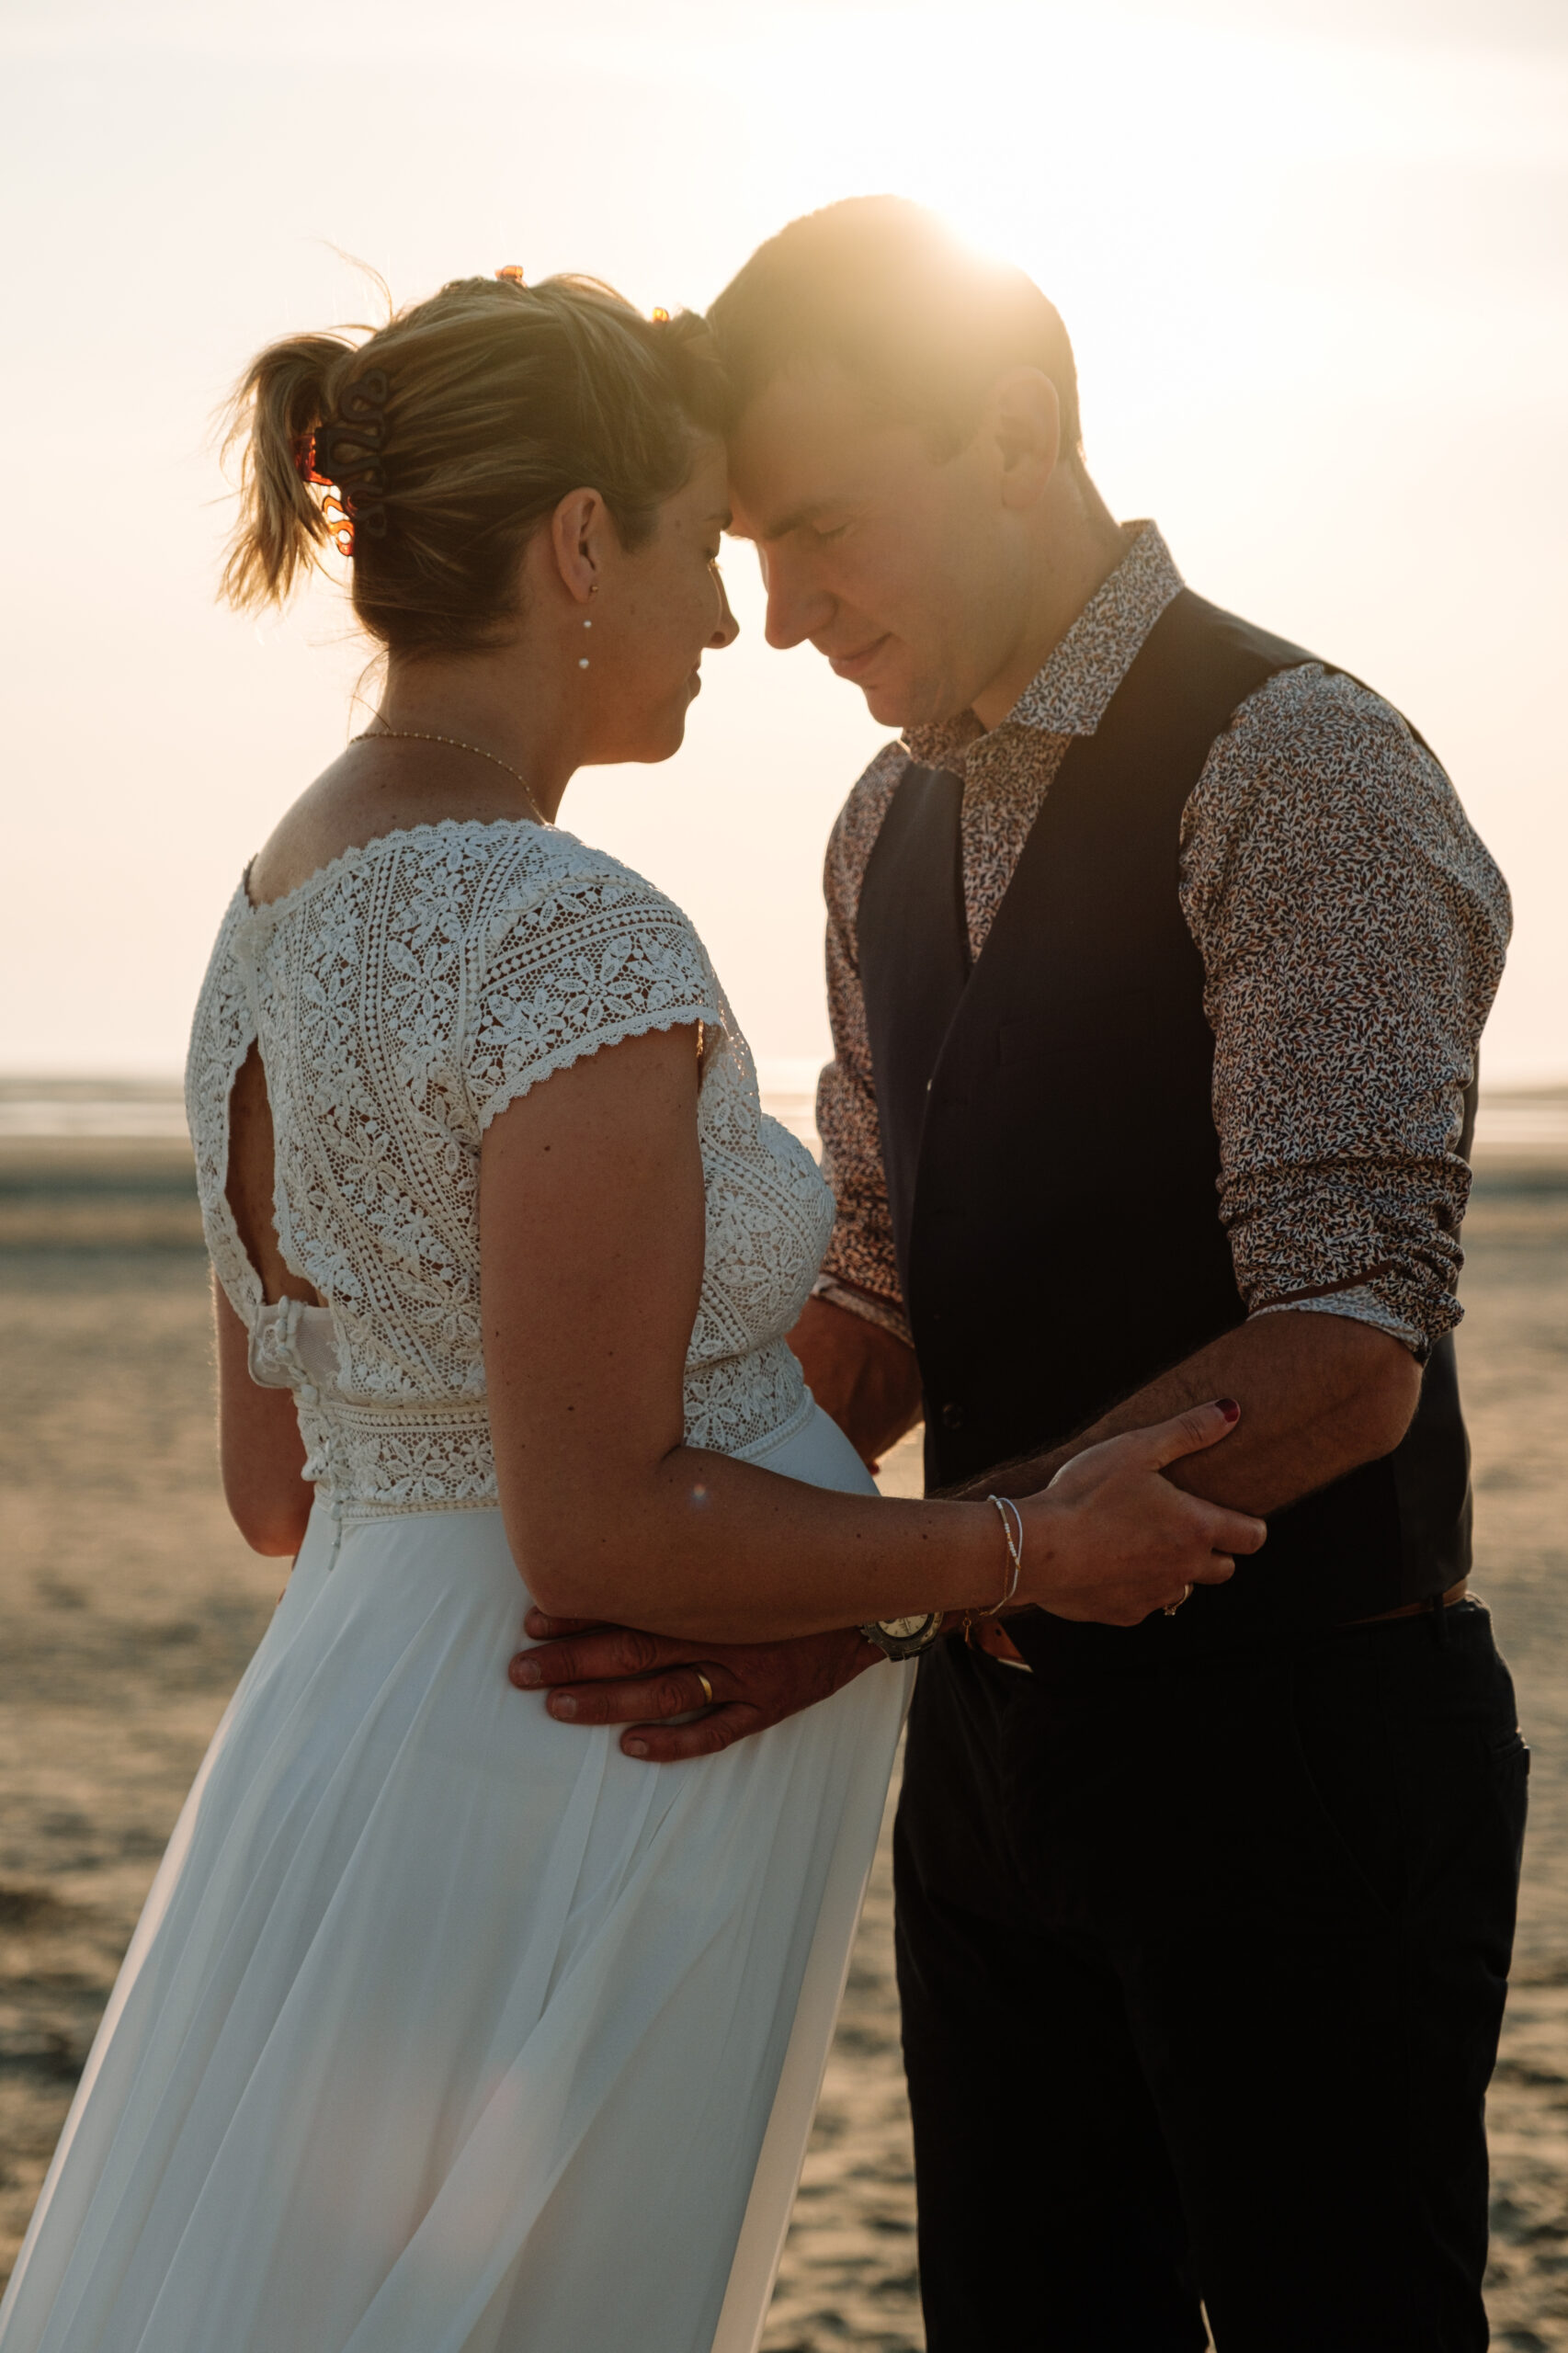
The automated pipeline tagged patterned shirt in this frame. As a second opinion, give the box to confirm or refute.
[814,524,1510,1363]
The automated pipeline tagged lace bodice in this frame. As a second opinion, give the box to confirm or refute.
[186,822,835,1519]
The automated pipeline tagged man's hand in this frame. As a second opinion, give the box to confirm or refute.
[510,1614,882,1762]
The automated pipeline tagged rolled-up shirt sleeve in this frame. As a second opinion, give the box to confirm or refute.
[812,745,913,1346]
[1181,665,1511,1359]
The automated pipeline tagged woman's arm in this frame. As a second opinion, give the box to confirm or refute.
[482,1028,1264,1643]
[213,1040,315,1557]
[214,1278,312,1556]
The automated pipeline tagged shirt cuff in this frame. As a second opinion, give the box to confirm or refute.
[810,1273,914,1349]
[1250,1284,1431,1360]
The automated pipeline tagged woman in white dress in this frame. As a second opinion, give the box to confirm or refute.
[0,271,1261,2353]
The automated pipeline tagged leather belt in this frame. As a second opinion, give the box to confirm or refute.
[971,1576,1471,1676]
[1346,1576,1469,1627]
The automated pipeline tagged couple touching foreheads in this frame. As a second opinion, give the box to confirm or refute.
[0,200,1521,2353]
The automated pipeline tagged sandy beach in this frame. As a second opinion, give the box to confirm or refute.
[1,1097,1564,2349]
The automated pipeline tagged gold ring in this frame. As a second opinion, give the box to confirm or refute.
[694,1669,715,1707]
[1164,1583,1194,1619]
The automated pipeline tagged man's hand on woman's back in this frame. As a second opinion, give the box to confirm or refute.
[511,1617,881,1761]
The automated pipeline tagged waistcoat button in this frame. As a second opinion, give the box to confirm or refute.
[940,1401,965,1430]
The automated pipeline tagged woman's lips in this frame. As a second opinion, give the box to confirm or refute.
[827,636,890,682]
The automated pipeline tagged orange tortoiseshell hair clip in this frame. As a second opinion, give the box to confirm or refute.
[320,494,355,558]
[293,437,358,558]
[495,265,526,286]
[293,434,353,556]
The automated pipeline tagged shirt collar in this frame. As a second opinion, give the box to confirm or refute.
[903,521,1184,768]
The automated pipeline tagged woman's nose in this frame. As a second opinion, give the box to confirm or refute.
[710,569,740,648]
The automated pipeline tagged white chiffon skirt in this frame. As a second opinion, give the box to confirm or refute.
[0,1405,911,2353]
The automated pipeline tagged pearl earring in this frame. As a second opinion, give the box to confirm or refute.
[579,584,597,670]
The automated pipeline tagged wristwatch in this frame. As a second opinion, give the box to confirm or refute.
[858,1611,946,1661]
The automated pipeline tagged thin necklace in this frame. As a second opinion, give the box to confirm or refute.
[352,728,552,829]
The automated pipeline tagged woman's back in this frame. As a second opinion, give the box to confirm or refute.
[187,820,836,1519]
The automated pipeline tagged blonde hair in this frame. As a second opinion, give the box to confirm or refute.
[220,274,726,658]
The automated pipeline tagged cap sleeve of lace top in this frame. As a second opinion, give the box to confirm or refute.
[465,850,725,1134]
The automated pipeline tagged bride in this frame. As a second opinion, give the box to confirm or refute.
[0,269,1262,2353]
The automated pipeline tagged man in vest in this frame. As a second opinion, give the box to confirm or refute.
[516,200,1524,2349]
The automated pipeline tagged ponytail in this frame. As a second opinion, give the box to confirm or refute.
[219,332,358,611]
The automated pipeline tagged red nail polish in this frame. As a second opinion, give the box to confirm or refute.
[1217,1397,1241,1424]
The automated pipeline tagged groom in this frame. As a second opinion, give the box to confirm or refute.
[516,201,1525,2348]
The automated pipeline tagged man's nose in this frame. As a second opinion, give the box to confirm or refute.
[758,545,831,652]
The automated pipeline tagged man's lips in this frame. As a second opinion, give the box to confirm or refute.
[824,635,891,682]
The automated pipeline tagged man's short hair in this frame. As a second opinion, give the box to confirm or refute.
[707,196,1083,463]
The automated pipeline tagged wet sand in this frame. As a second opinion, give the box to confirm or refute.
[0,1136,1564,2347]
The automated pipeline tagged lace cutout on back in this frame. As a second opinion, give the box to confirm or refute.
[187,822,835,1516]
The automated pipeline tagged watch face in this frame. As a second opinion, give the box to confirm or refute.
[860,1611,944,1660]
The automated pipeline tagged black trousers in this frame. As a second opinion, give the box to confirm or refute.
[894,1601,1528,2351]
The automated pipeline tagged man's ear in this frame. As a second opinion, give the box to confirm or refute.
[549,488,612,606]
[985,369,1060,510]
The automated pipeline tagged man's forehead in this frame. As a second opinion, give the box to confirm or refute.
[725,366,914,539]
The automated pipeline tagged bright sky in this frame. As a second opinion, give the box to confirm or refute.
[3,0,1564,1080]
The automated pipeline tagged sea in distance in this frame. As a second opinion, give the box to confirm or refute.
[2,1071,1566,2348]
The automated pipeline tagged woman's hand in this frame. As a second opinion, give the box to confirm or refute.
[1015,1400,1266,1626]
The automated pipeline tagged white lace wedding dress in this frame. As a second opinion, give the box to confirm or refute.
[0,822,912,2353]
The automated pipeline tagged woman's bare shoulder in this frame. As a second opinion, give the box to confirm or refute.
[244,754,383,909]
[244,746,541,910]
